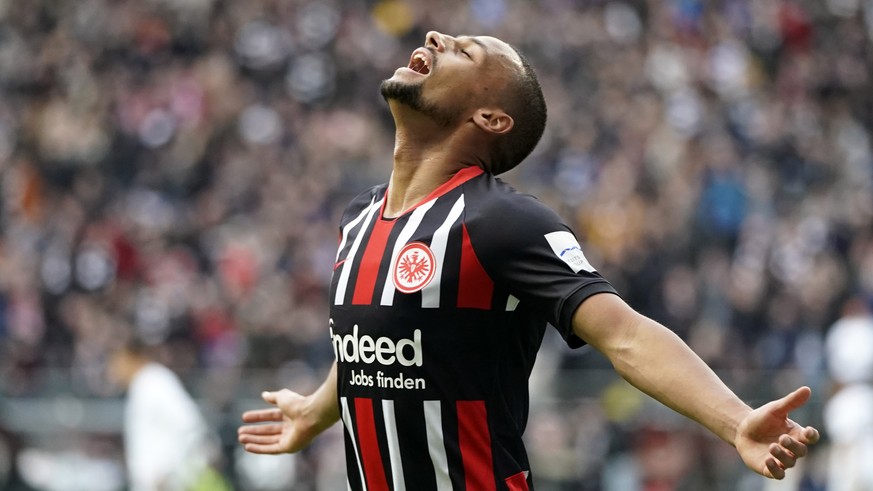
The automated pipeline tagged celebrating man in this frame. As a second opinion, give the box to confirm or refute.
[239,31,819,490]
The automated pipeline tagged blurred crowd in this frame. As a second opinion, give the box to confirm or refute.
[1,0,872,489]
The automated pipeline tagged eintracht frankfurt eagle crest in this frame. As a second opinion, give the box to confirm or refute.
[393,242,436,293]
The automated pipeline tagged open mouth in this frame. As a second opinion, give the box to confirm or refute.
[407,49,431,75]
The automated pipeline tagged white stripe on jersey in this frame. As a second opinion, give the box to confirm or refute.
[421,194,466,308]
[336,195,377,262]
[335,197,384,305]
[341,397,368,491]
[506,294,520,311]
[379,199,437,306]
[423,400,453,491]
[381,400,406,491]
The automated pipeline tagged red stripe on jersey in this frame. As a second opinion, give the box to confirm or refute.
[419,166,483,204]
[458,223,494,309]
[505,471,529,491]
[457,400,495,491]
[384,166,483,218]
[354,398,390,491]
[352,218,395,305]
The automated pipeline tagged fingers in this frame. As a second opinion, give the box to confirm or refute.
[802,426,820,444]
[764,456,786,480]
[262,390,278,404]
[772,386,812,417]
[239,434,280,445]
[769,442,797,469]
[241,442,285,455]
[239,391,296,455]
[238,420,285,450]
[238,420,285,452]
[779,435,807,459]
[765,434,813,479]
[241,408,283,423]
[761,427,821,480]
[238,423,282,436]
[241,389,293,423]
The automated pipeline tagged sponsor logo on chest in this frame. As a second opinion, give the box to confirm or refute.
[330,321,423,367]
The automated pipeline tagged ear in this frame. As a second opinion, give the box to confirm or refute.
[473,108,514,135]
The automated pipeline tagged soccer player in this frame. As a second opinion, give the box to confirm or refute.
[238,31,820,490]
[110,340,227,491]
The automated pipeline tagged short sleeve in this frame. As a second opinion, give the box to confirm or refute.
[464,180,618,347]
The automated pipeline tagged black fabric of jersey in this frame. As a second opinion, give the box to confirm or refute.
[329,166,618,491]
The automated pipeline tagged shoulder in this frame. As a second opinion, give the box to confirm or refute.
[461,174,568,232]
[340,183,388,225]
[128,363,184,402]
[132,363,180,387]
[347,183,388,209]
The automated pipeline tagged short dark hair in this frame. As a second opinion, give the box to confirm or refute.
[487,47,547,175]
[118,335,157,360]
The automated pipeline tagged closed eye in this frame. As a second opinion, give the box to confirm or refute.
[461,49,472,59]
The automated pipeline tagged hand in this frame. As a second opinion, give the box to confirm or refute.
[734,386,821,479]
[238,389,327,454]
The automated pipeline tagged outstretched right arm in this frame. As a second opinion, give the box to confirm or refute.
[238,362,340,454]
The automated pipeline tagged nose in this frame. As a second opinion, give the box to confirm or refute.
[426,31,448,52]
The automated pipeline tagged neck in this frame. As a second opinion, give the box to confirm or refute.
[122,357,151,387]
[384,108,485,218]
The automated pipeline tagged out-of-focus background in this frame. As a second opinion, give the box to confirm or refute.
[1,0,872,489]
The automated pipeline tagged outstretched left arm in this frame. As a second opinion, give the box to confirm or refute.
[572,293,820,479]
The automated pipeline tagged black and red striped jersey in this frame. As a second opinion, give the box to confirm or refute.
[329,166,617,491]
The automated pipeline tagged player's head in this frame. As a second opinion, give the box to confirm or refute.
[108,337,153,388]
[380,31,547,175]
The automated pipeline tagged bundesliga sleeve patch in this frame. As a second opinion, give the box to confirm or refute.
[544,231,596,273]
[393,242,436,293]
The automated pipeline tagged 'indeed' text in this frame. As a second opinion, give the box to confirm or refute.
[330,321,423,367]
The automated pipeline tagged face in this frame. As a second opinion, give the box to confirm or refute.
[381,31,522,127]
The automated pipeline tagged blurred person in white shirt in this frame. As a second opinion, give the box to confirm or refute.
[823,297,873,491]
[110,339,226,491]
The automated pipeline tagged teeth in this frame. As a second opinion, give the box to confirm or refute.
[408,51,429,74]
